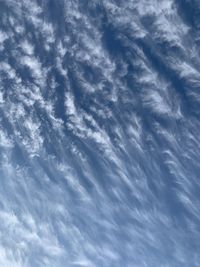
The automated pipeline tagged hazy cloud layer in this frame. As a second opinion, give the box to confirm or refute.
[0,0,200,266]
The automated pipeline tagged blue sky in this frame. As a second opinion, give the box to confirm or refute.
[0,0,200,266]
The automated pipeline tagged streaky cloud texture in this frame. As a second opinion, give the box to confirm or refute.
[0,0,200,266]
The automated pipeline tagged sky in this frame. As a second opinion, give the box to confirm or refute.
[0,0,200,266]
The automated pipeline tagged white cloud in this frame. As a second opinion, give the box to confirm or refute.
[20,40,34,55]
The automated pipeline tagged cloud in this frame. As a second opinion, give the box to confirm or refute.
[0,0,200,266]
